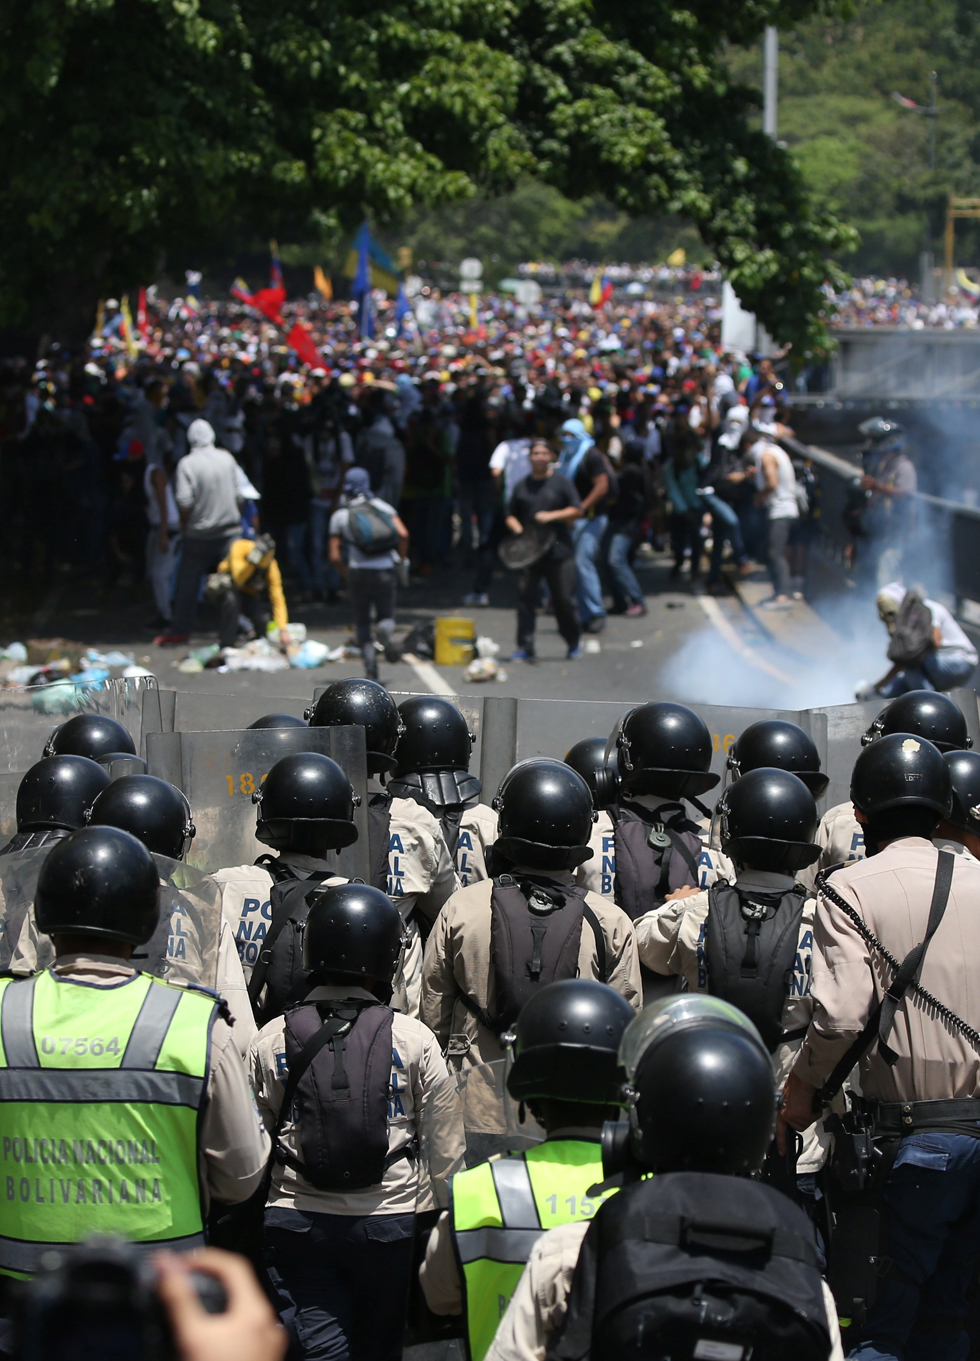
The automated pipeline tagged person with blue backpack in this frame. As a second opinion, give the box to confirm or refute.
[329,465,410,680]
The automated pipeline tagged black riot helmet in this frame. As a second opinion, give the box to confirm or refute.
[858,415,905,455]
[613,702,719,802]
[253,751,359,851]
[85,775,196,861]
[492,759,596,871]
[247,713,307,730]
[727,720,828,799]
[851,732,953,820]
[35,826,160,946]
[603,997,776,1178]
[306,679,404,775]
[563,738,619,810]
[394,696,474,774]
[943,750,980,838]
[862,690,971,755]
[505,979,635,1106]
[43,714,137,764]
[717,768,820,873]
[302,882,404,987]
[16,756,111,833]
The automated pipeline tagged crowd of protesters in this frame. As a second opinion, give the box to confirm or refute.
[0,278,841,650]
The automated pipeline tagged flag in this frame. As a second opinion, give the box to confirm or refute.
[251,287,286,325]
[589,272,603,307]
[956,268,980,297]
[314,266,333,301]
[137,286,149,341]
[394,284,412,336]
[120,295,139,358]
[667,248,686,267]
[352,223,371,297]
[601,280,614,305]
[231,277,255,306]
[892,92,921,109]
[344,222,401,295]
[287,322,322,368]
[469,292,479,331]
[269,241,284,291]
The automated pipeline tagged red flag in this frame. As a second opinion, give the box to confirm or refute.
[601,281,614,305]
[287,322,322,369]
[231,277,255,307]
[251,287,286,325]
[137,287,149,341]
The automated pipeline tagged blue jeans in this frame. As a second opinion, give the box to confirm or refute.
[850,1132,980,1361]
[573,514,608,622]
[607,531,643,604]
[264,1207,416,1361]
[702,493,747,582]
[878,651,976,698]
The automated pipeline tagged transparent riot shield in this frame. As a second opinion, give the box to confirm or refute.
[140,855,224,990]
[157,691,310,733]
[451,1059,545,1169]
[807,699,883,811]
[0,845,55,975]
[0,674,157,774]
[145,724,369,878]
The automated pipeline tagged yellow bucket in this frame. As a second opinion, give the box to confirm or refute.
[434,615,475,667]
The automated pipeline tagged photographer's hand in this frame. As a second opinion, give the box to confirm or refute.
[156,1249,286,1361]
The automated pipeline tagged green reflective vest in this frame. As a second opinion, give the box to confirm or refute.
[450,1139,613,1361]
[0,968,216,1278]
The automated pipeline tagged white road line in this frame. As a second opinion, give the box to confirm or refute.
[400,653,458,697]
[696,596,798,686]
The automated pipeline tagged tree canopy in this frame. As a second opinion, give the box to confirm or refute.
[0,0,855,350]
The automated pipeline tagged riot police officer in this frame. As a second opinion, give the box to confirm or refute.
[1,755,110,855]
[634,767,827,1192]
[420,759,641,1081]
[420,979,634,1361]
[726,719,829,796]
[936,749,980,861]
[211,752,357,1022]
[86,774,255,1054]
[487,996,843,1361]
[0,755,112,973]
[389,695,494,888]
[563,737,619,896]
[43,713,141,767]
[309,681,459,1014]
[249,882,456,1361]
[780,732,980,1361]
[0,826,269,1278]
[802,688,971,888]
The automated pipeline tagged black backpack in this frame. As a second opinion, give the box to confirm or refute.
[610,801,703,920]
[367,793,394,892]
[247,857,338,1027]
[346,497,400,556]
[550,1172,831,1361]
[277,999,396,1191]
[460,875,606,1035]
[704,882,808,1052]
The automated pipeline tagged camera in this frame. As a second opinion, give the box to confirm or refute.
[13,1237,226,1361]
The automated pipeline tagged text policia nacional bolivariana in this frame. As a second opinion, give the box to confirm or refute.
[3,1135,163,1208]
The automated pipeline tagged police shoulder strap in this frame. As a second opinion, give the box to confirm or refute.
[815,850,974,1106]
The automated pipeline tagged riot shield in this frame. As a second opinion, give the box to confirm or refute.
[145,724,369,878]
[807,699,883,811]
[0,674,157,775]
[0,845,55,975]
[139,855,224,990]
[156,691,309,733]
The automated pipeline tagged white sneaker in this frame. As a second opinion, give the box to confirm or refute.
[463,593,489,607]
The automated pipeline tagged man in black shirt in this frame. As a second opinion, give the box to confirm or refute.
[505,440,582,661]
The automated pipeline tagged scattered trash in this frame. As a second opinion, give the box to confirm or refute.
[2,643,27,662]
[29,679,84,714]
[290,639,344,669]
[630,639,644,648]
[584,639,602,654]
[218,639,289,673]
[70,667,111,684]
[122,665,155,679]
[495,668,509,682]
[177,657,204,674]
[464,636,504,682]
[268,623,307,647]
[82,648,136,668]
[401,618,435,660]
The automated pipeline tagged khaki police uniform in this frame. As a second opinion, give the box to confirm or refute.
[634,871,830,1173]
[457,802,498,888]
[21,952,268,1207]
[419,873,642,1074]
[483,1219,845,1361]
[386,796,459,1015]
[249,983,462,1360]
[794,835,980,1102]
[577,798,734,900]
[797,801,864,891]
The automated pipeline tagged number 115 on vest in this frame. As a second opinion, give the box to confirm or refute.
[225,772,269,796]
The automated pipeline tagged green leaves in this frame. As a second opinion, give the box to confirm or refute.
[0,0,852,347]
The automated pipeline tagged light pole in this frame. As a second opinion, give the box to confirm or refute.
[763,27,778,140]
